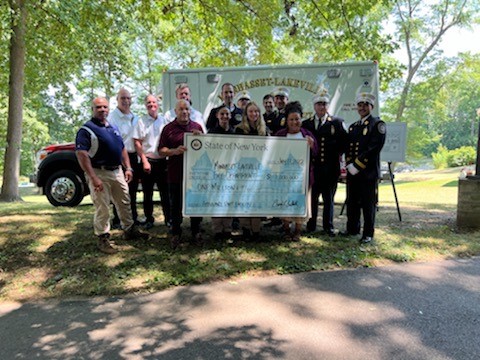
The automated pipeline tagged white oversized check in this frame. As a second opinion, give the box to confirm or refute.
[183,133,309,217]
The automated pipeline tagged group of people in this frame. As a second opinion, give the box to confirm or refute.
[75,83,386,254]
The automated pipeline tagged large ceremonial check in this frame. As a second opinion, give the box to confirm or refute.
[183,133,310,217]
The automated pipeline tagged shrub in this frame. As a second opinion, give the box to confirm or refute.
[432,145,476,169]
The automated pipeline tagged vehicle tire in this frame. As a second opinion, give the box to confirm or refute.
[45,170,85,207]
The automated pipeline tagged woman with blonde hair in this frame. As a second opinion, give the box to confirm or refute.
[235,101,268,136]
[234,101,268,241]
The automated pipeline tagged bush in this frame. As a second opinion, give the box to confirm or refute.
[432,145,476,169]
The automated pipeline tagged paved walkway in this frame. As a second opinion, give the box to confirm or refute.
[1,257,479,359]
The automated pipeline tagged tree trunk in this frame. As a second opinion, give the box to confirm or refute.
[0,0,27,202]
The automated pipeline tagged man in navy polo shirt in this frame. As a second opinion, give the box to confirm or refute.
[76,97,148,254]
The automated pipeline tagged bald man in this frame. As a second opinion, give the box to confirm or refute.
[76,97,147,254]
[158,99,204,249]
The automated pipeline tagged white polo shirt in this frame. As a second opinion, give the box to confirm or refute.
[132,114,166,159]
[108,108,138,153]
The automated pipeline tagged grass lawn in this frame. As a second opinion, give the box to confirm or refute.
[1,167,479,302]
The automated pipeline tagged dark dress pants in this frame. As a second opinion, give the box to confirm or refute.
[308,168,338,232]
[346,176,377,237]
[141,158,171,224]
[169,182,201,237]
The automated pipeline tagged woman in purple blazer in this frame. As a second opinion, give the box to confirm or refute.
[274,101,318,241]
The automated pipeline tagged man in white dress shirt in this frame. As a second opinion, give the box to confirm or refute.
[164,83,206,132]
[108,88,140,226]
[133,95,171,229]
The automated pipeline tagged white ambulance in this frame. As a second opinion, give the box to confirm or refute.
[161,60,380,123]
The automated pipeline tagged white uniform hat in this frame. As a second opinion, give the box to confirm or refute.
[237,90,251,101]
[355,92,376,106]
[272,87,290,98]
[312,94,330,104]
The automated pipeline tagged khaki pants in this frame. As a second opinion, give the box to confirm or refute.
[86,168,133,236]
[211,217,233,234]
[239,218,262,233]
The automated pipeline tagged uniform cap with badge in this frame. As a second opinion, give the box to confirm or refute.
[272,87,290,98]
[312,93,330,104]
[355,92,376,106]
[237,90,251,101]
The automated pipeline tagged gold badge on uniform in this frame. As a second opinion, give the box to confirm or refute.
[280,118,285,126]
[331,125,335,135]
[363,128,368,135]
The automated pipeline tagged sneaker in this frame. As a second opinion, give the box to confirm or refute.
[264,217,282,227]
[124,226,149,240]
[97,234,117,254]
[359,236,373,244]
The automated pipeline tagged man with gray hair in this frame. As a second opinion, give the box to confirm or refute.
[108,88,141,227]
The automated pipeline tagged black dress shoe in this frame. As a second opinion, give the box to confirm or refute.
[359,236,373,244]
[144,221,154,230]
[306,220,316,233]
[326,230,336,238]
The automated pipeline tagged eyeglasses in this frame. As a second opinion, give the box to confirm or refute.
[120,96,131,100]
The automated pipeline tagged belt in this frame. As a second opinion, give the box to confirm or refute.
[93,165,120,171]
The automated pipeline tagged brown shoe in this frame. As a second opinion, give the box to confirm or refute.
[283,222,292,241]
[292,230,301,242]
[124,226,149,240]
[193,233,204,247]
[170,235,180,250]
[98,234,117,254]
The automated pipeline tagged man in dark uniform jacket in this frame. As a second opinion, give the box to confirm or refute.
[268,86,289,135]
[206,83,243,130]
[263,94,277,128]
[342,93,386,244]
[302,93,347,236]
